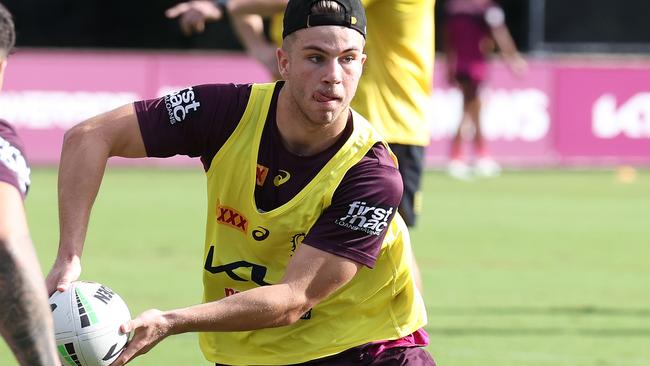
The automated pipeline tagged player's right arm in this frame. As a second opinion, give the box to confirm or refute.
[48,83,250,294]
[46,104,145,294]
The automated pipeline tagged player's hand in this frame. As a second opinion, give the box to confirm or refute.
[507,54,528,78]
[45,255,81,295]
[165,0,224,36]
[109,309,173,366]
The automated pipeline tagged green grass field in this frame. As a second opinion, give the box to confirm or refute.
[2,168,649,365]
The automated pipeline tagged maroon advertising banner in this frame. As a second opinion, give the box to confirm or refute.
[1,50,649,167]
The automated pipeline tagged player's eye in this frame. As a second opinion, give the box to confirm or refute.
[307,55,324,63]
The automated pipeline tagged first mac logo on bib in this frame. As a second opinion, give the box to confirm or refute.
[164,87,201,124]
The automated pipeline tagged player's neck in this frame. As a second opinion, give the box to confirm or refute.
[276,87,348,157]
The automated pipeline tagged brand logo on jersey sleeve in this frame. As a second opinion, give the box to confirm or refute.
[164,86,201,124]
[273,170,291,187]
[217,204,248,233]
[0,136,31,195]
[256,164,269,186]
[335,201,394,236]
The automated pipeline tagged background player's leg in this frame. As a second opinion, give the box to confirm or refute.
[388,143,425,291]
[467,80,501,177]
[448,76,475,180]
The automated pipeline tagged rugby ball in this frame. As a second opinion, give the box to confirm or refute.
[49,281,131,366]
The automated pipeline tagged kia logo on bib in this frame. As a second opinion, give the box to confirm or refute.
[335,201,394,236]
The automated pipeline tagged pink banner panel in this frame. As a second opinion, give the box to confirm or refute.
[554,62,650,163]
[0,50,271,165]
[155,53,271,95]
[2,50,650,167]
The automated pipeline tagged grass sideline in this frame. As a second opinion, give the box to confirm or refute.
[1,168,649,365]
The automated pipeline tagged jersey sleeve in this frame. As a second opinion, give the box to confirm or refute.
[0,120,31,198]
[134,83,251,170]
[302,144,403,268]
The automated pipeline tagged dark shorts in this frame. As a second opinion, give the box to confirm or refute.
[388,143,425,227]
[454,60,487,86]
[215,346,436,366]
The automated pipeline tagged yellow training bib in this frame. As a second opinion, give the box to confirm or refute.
[199,83,427,365]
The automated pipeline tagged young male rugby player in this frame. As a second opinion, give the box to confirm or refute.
[47,1,434,364]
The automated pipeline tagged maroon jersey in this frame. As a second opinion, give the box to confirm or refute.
[135,83,403,268]
[0,120,31,198]
[444,0,505,83]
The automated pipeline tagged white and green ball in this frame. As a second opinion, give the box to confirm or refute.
[49,281,131,366]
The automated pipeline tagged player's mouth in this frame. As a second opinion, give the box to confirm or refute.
[313,91,341,104]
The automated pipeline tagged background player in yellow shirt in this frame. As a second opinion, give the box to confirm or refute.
[167,0,434,229]
[0,4,60,365]
[47,1,434,364]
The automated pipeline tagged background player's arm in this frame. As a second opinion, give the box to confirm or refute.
[485,6,527,76]
[0,183,59,365]
[165,0,225,36]
[46,104,145,294]
[109,244,361,366]
[226,0,287,16]
[165,0,287,36]
[165,1,282,78]
[230,14,281,78]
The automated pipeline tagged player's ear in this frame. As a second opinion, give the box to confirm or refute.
[277,47,290,80]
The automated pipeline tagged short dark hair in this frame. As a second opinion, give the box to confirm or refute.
[0,2,15,59]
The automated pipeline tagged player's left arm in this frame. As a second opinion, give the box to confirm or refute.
[109,244,360,366]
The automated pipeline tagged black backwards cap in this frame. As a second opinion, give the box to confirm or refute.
[282,0,367,39]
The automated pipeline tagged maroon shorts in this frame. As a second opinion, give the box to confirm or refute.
[216,346,436,366]
[454,60,488,85]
